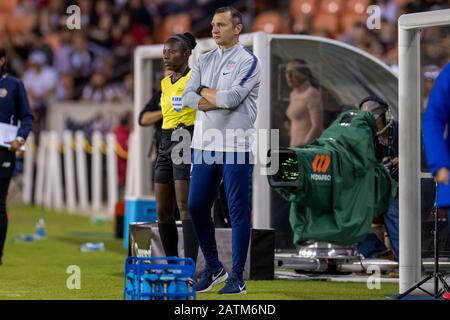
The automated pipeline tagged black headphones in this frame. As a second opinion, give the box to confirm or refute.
[358,96,393,136]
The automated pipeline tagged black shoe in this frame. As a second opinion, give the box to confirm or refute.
[194,267,228,293]
[218,273,247,295]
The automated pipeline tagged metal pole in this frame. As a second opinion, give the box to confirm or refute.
[133,50,144,198]
[252,32,271,229]
[398,26,422,293]
[397,8,450,295]
[133,49,153,198]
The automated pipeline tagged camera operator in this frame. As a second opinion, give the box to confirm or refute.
[356,96,399,260]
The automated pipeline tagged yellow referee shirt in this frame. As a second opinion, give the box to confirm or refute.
[160,68,196,130]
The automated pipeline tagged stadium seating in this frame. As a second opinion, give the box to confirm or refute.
[252,11,285,34]
[6,14,35,35]
[0,0,17,15]
[340,0,369,33]
[312,0,344,36]
[289,0,317,33]
[157,14,192,44]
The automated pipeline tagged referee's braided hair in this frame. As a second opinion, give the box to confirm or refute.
[167,32,197,55]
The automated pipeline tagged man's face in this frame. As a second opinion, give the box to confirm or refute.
[211,12,240,47]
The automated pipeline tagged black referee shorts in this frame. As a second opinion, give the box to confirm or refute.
[154,125,193,184]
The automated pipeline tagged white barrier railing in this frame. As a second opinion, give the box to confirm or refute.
[22,130,125,217]
[63,131,77,212]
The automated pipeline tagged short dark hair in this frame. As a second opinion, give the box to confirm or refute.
[359,96,389,115]
[214,6,243,28]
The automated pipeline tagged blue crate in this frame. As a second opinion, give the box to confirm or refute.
[123,197,157,248]
[124,256,196,300]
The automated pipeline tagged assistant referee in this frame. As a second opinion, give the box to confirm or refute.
[143,33,199,263]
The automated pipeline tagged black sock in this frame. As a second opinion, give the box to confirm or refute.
[158,221,178,258]
[182,219,199,263]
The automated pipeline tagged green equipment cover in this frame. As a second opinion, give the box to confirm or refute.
[268,110,397,246]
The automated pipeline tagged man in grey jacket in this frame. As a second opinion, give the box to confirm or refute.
[182,6,260,294]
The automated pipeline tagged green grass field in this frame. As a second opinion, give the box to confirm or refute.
[0,204,398,300]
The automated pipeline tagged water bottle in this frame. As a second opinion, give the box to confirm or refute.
[14,234,35,243]
[35,218,46,239]
[142,272,159,300]
[159,274,175,300]
[176,277,189,300]
[125,272,135,300]
[80,242,105,252]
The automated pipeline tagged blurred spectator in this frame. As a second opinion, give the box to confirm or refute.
[92,113,116,136]
[116,73,134,102]
[125,0,154,45]
[89,14,114,49]
[69,32,95,98]
[376,18,397,54]
[423,64,441,110]
[42,0,67,33]
[114,111,133,198]
[75,0,93,28]
[285,59,324,147]
[385,47,399,74]
[339,21,368,47]
[374,0,398,24]
[55,72,75,101]
[81,72,120,103]
[0,0,447,105]
[23,50,57,134]
[339,21,383,59]
[29,29,53,65]
[53,28,73,74]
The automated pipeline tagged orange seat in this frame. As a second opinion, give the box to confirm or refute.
[345,0,369,15]
[313,13,340,35]
[290,0,318,17]
[158,14,191,43]
[340,13,366,33]
[8,14,34,34]
[0,0,17,14]
[290,0,317,33]
[252,11,284,34]
[0,13,9,32]
[319,0,344,14]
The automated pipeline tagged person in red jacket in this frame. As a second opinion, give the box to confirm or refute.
[114,111,133,198]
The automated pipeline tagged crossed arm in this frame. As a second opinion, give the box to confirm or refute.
[182,55,259,112]
[197,88,219,111]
